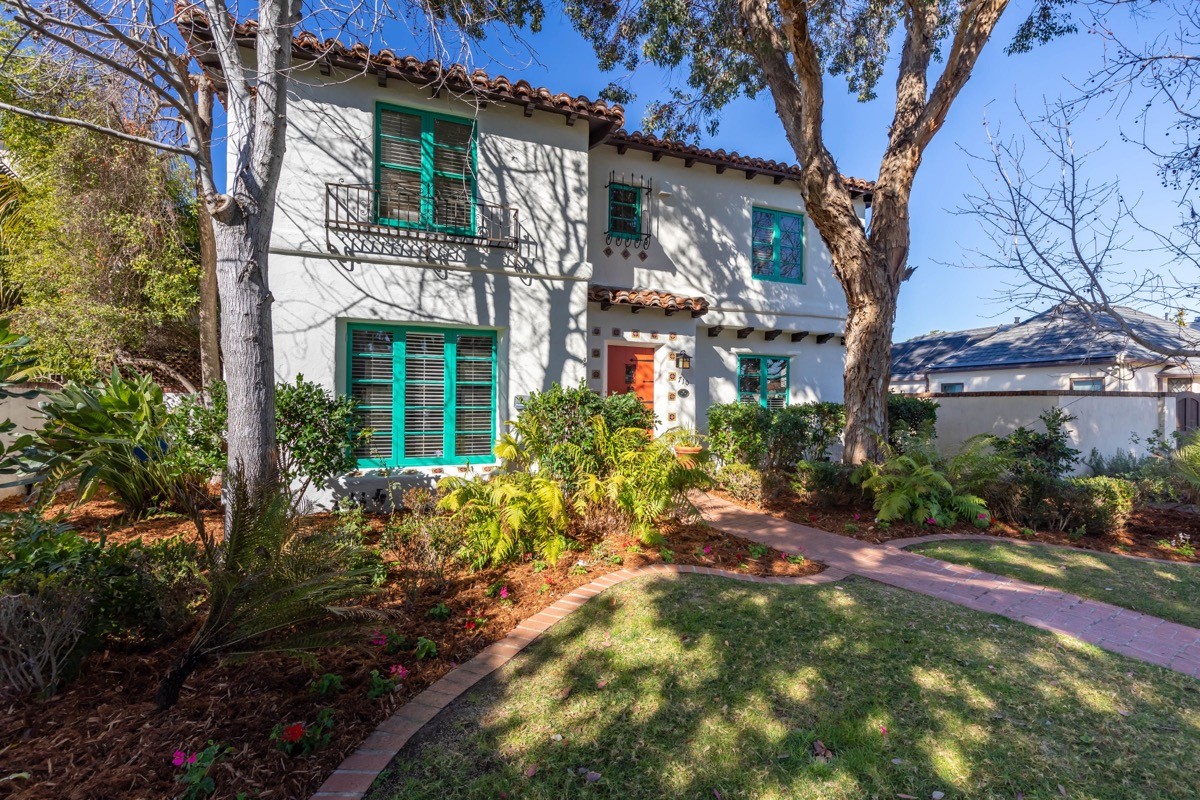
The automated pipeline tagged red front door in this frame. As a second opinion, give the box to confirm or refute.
[608,345,655,410]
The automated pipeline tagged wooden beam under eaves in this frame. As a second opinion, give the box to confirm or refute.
[708,326,724,337]
[599,300,611,311]
[743,170,755,180]
[616,144,628,155]
[566,112,579,126]
[376,67,388,87]
[318,58,332,76]
[524,103,535,118]
[773,175,786,184]
[737,327,754,339]
[764,329,782,341]
[815,333,835,344]
[791,331,809,342]
[630,306,642,313]
[691,310,705,318]
[652,151,664,161]
[716,164,727,174]
[684,157,696,168]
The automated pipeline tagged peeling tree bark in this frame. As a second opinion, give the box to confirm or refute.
[194,74,222,391]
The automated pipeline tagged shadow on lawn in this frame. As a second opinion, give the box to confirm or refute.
[367,575,1200,800]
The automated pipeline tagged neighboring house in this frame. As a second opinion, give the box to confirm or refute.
[890,303,1200,462]
[186,20,870,496]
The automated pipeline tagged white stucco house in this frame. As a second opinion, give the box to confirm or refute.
[890,304,1200,462]
[188,20,872,495]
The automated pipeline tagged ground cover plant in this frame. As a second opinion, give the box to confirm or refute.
[908,539,1200,629]
[367,575,1200,800]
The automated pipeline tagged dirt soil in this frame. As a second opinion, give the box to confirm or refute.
[0,495,821,800]
[714,489,1200,564]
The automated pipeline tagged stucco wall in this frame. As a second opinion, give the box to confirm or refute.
[587,147,850,328]
[925,363,1158,393]
[933,393,1173,469]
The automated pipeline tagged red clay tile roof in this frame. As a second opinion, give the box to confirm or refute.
[588,285,710,317]
[609,130,874,198]
[176,6,624,129]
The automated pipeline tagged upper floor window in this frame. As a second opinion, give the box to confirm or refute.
[376,105,475,235]
[347,323,496,468]
[738,355,789,408]
[940,382,965,393]
[608,183,642,240]
[1167,377,1194,393]
[751,207,804,283]
[1071,377,1104,392]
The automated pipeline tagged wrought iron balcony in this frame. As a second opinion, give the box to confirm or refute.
[324,182,520,249]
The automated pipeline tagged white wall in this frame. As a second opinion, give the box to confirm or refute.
[925,362,1158,393]
[587,147,850,328]
[0,386,43,500]
[933,393,1173,469]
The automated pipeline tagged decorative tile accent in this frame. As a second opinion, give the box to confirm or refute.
[621,248,631,259]
[669,333,677,341]
[638,251,648,261]
[432,468,444,475]
[457,466,470,473]
[631,330,640,338]
[668,372,677,381]
[591,327,600,336]
[668,392,677,401]
[650,331,659,340]
[612,328,621,337]
[591,370,600,379]
[591,348,600,358]
[482,465,494,473]
[667,412,677,422]
[603,246,613,257]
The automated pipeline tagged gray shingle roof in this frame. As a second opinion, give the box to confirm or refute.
[892,304,1200,377]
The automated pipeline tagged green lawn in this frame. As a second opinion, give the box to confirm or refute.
[367,576,1200,800]
[910,540,1200,629]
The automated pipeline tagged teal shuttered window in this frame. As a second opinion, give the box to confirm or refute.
[347,324,496,467]
[376,104,476,235]
[751,207,805,283]
[737,355,790,409]
[607,183,642,239]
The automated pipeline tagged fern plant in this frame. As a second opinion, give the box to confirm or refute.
[1171,431,1200,503]
[437,472,570,568]
[852,453,987,526]
[155,483,388,709]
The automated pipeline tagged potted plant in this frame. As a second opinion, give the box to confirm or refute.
[668,427,705,466]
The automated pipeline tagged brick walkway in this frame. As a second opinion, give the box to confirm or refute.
[693,492,1200,678]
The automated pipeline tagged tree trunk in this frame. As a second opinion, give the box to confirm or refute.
[156,646,205,710]
[197,202,221,389]
[212,210,278,529]
[841,253,901,464]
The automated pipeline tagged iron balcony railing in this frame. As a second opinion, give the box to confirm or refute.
[325,182,520,249]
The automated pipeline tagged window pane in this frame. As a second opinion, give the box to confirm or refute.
[351,355,392,382]
[738,359,762,395]
[609,185,641,237]
[379,167,422,223]
[457,335,493,359]
[765,358,788,393]
[380,110,422,140]
[434,118,472,150]
[352,329,393,354]
[433,146,471,178]
[404,435,444,459]
[779,248,803,280]
[352,383,392,407]
[405,383,445,407]
[354,407,392,460]
[433,175,472,229]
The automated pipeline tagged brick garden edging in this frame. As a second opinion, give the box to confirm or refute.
[311,563,849,799]
[886,531,1200,568]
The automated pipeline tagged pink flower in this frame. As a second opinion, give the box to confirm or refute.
[880,725,888,736]
[172,750,188,767]
[499,586,509,600]
[925,517,937,526]
[370,631,387,647]
[389,663,409,680]
[702,546,712,555]
[854,513,861,521]
[977,512,988,519]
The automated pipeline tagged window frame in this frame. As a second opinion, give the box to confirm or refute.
[736,354,791,408]
[346,322,497,469]
[374,102,478,236]
[939,382,965,393]
[1167,377,1194,393]
[1070,377,1105,392]
[750,206,806,284]
[606,182,643,240]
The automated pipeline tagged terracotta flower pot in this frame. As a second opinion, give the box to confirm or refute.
[674,445,703,467]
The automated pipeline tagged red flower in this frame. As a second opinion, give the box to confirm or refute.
[281,723,305,743]
[464,620,477,630]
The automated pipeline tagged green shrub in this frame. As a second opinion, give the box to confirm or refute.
[1171,431,1200,504]
[438,471,570,567]
[502,382,653,481]
[1063,476,1136,536]
[707,401,846,468]
[19,369,210,515]
[793,460,859,507]
[714,463,767,505]
[991,408,1081,528]
[852,453,987,526]
[887,394,939,449]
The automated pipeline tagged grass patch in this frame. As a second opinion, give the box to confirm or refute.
[367,576,1200,800]
[910,540,1200,629]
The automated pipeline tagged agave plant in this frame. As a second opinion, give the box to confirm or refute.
[155,483,389,709]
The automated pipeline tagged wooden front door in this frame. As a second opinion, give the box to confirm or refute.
[607,345,655,410]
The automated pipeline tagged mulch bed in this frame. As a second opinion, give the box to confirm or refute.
[0,496,821,800]
[715,489,1200,565]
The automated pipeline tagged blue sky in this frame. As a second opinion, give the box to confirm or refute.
[264,4,1182,341]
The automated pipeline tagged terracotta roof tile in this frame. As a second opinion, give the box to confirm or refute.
[588,285,710,317]
[176,6,624,127]
[609,130,874,197]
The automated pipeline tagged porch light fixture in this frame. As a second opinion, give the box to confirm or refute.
[675,351,693,370]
